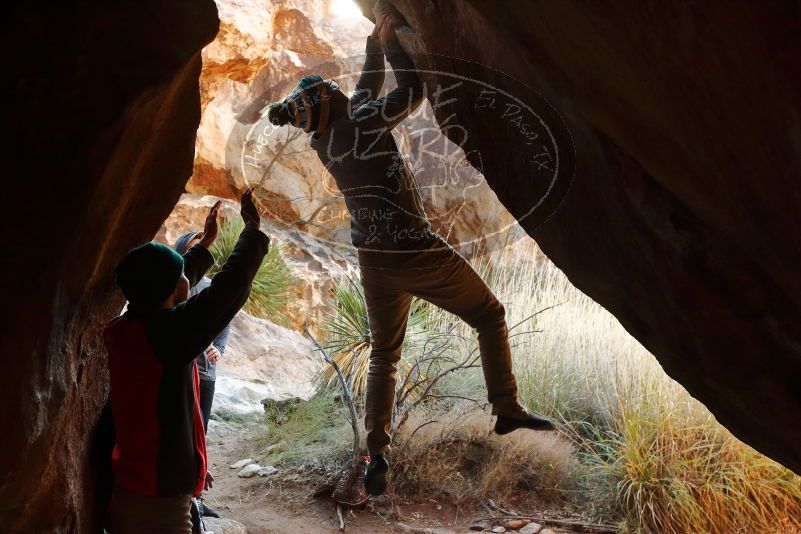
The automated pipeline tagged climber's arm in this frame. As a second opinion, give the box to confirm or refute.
[349,36,386,110]
[350,3,424,132]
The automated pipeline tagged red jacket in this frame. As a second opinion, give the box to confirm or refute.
[104,227,269,497]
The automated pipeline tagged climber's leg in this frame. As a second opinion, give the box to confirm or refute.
[406,245,554,432]
[361,265,414,457]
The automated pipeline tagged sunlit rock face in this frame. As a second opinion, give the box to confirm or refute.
[157,193,358,330]
[376,0,801,473]
[191,0,520,254]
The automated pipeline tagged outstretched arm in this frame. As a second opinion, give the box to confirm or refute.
[350,3,424,132]
[349,36,386,110]
[182,201,221,287]
[150,188,269,365]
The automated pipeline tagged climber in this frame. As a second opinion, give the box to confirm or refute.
[104,187,269,533]
[266,0,554,497]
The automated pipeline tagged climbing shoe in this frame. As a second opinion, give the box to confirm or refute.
[364,455,390,496]
[494,405,555,435]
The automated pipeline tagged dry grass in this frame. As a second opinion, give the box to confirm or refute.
[391,405,575,508]
[266,236,801,533]
[479,240,801,533]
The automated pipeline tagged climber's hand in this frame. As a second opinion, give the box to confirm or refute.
[373,1,405,43]
[198,201,222,249]
[240,186,260,229]
[205,471,214,491]
[370,16,381,39]
[379,16,404,43]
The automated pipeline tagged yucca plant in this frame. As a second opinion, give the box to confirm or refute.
[315,277,434,400]
[208,217,292,324]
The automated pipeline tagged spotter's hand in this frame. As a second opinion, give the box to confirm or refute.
[240,186,261,230]
[198,201,222,249]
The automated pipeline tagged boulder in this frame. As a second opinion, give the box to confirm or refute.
[230,458,255,469]
[505,518,530,530]
[519,523,543,534]
[216,311,321,407]
[382,0,801,473]
[257,465,279,476]
[0,1,218,531]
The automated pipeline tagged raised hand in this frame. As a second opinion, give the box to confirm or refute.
[198,200,222,249]
[373,0,405,43]
[205,345,221,365]
[240,186,261,229]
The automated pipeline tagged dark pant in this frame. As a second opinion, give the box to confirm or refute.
[360,244,519,456]
[110,488,192,533]
[199,379,215,433]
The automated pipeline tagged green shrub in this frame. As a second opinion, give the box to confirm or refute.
[208,217,292,324]
[258,393,352,467]
[314,277,434,400]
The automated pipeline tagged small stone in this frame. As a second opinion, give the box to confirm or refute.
[229,458,254,469]
[505,518,529,530]
[237,463,261,478]
[469,519,493,531]
[204,517,247,534]
[257,465,278,476]
[491,527,506,533]
[539,529,556,534]
[263,441,286,453]
[519,523,543,534]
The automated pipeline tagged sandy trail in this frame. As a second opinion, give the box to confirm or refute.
[204,428,464,533]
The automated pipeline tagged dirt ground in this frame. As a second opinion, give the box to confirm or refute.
[203,427,597,534]
[204,429,461,533]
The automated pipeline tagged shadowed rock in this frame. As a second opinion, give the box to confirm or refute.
[375,0,801,473]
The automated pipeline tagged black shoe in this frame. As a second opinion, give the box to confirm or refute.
[495,407,555,435]
[200,502,220,519]
[364,455,390,496]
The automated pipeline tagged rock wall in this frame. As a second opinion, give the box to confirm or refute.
[191,0,520,253]
[380,0,801,473]
[0,2,219,531]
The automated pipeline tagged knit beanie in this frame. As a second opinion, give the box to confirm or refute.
[116,243,185,307]
[174,231,199,255]
[271,75,339,133]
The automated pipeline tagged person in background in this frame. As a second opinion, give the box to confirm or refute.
[104,188,268,533]
[175,230,232,522]
[175,230,231,433]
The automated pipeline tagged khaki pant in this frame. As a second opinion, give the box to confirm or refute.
[110,488,193,534]
[360,244,518,456]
